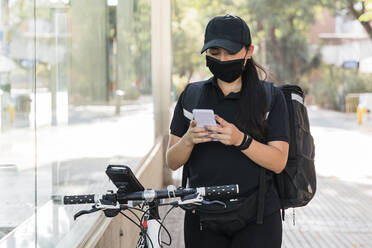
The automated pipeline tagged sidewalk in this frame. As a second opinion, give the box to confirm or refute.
[159,107,372,248]
[282,175,372,248]
[0,97,155,234]
[160,175,372,248]
[0,96,154,171]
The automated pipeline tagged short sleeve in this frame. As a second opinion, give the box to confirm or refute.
[266,88,290,143]
[170,90,189,138]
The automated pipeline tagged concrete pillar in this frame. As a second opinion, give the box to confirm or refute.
[151,0,171,139]
[151,0,172,185]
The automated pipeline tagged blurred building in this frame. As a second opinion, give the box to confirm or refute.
[310,10,372,73]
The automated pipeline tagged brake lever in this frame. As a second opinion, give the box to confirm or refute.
[177,193,203,206]
[74,206,101,220]
[73,199,122,220]
[177,193,227,210]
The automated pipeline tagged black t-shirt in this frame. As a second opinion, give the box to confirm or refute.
[170,77,290,216]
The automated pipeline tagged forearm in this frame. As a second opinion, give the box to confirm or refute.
[205,115,288,173]
[166,136,194,171]
[241,139,287,174]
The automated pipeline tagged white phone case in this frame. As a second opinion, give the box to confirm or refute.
[192,109,216,127]
[192,109,217,141]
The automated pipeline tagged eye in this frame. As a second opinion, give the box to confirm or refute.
[209,48,220,55]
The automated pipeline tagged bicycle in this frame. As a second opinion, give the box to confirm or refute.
[61,165,240,248]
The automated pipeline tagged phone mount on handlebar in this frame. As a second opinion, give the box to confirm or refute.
[106,165,144,193]
[73,165,146,219]
[69,164,235,224]
[63,165,241,248]
[116,183,130,204]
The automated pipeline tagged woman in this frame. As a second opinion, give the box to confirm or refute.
[166,14,289,248]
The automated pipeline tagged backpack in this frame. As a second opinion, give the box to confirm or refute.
[266,83,317,223]
[180,79,316,224]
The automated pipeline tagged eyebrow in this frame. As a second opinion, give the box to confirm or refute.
[209,47,220,52]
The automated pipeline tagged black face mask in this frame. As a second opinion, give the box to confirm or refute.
[206,55,246,83]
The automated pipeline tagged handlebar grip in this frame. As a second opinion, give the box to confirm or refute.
[203,184,239,198]
[64,194,95,205]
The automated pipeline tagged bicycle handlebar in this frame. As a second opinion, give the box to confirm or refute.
[64,194,96,204]
[61,163,240,248]
[203,185,239,198]
[63,184,239,205]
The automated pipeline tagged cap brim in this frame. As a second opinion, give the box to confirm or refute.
[200,39,243,54]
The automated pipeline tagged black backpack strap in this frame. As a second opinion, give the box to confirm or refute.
[263,82,288,221]
[256,167,266,224]
[181,166,189,188]
[262,81,275,120]
[181,81,208,187]
[181,81,207,121]
[276,173,286,221]
[256,81,275,224]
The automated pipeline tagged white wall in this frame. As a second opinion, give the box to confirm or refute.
[321,39,372,67]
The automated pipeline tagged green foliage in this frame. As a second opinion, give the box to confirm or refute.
[171,0,205,80]
[8,0,34,35]
[117,0,151,96]
[318,0,372,40]
[244,0,321,82]
[359,0,372,21]
[131,0,152,94]
[172,74,189,97]
[0,84,11,93]
[70,0,108,103]
[311,65,372,110]
[171,0,322,86]
[123,84,140,100]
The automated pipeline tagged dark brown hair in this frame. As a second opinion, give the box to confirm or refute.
[235,56,269,142]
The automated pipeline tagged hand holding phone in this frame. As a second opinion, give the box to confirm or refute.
[192,109,216,128]
[192,109,218,141]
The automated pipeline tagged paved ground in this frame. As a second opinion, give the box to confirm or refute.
[0,96,154,240]
[159,107,372,248]
[2,100,372,247]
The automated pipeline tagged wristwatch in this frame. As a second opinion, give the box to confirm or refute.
[236,132,253,150]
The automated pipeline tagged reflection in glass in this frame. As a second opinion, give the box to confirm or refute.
[0,0,154,247]
[0,0,36,244]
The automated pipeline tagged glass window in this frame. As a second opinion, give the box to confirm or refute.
[0,0,154,246]
[0,0,36,243]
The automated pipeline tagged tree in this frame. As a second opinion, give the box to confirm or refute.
[70,0,108,103]
[359,0,372,22]
[346,0,372,39]
[170,0,322,86]
[243,0,322,83]
[131,0,152,94]
[319,0,372,40]
[171,0,205,81]
[116,0,152,97]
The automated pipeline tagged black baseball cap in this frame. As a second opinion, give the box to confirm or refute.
[201,15,251,54]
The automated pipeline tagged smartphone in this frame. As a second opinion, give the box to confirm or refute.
[192,109,217,127]
[105,165,144,193]
[192,109,217,141]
